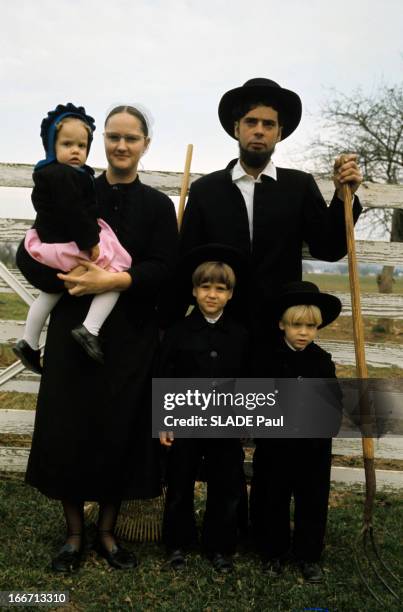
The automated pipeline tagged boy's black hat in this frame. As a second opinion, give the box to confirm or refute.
[218,78,302,141]
[183,243,246,282]
[272,281,342,329]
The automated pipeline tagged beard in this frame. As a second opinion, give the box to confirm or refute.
[239,144,274,169]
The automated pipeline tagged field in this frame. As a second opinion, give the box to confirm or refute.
[1,475,402,612]
[303,272,403,294]
[0,292,30,320]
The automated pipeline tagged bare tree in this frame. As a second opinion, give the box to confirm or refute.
[312,83,403,332]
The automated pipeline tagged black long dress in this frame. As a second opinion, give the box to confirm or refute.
[18,172,178,501]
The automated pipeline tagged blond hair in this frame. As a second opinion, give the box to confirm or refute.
[55,117,91,142]
[192,261,236,290]
[281,304,322,327]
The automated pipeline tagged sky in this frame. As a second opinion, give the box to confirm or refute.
[1,0,402,176]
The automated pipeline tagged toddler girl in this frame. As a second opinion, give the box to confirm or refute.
[13,103,132,371]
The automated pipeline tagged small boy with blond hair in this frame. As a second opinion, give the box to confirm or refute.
[251,281,342,583]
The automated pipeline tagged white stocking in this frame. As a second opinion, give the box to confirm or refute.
[23,291,62,349]
[82,292,120,336]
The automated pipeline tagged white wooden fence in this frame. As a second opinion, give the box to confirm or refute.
[1,162,402,474]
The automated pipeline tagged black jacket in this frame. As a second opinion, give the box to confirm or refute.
[157,307,249,379]
[255,339,342,437]
[32,162,100,251]
[259,338,338,379]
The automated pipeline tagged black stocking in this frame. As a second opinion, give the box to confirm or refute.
[61,499,84,550]
[97,501,122,551]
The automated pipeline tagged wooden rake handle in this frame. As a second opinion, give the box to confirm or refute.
[343,182,375,524]
[177,144,193,230]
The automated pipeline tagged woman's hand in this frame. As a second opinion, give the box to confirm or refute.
[63,264,87,290]
[57,259,132,296]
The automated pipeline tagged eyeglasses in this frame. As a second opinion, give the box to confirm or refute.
[104,133,144,144]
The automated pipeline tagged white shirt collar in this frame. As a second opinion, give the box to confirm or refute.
[232,158,277,183]
[204,312,223,324]
[284,338,297,351]
[284,338,308,352]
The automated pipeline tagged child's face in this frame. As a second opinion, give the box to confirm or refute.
[55,119,88,167]
[279,317,318,350]
[193,282,233,318]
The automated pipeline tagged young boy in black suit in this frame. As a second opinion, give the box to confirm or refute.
[251,281,342,583]
[158,244,249,573]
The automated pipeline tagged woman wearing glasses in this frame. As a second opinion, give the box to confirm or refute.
[16,105,178,572]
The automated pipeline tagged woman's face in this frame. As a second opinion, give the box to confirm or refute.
[104,112,149,176]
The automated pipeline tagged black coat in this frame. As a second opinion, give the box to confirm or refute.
[156,307,249,379]
[180,161,362,328]
[157,307,249,553]
[32,162,100,251]
[254,338,342,438]
[20,173,178,501]
[256,337,338,379]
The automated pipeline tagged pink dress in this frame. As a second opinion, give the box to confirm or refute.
[25,218,132,273]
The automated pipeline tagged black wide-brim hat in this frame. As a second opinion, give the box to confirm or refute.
[181,244,247,302]
[183,243,246,282]
[271,281,342,329]
[218,78,302,140]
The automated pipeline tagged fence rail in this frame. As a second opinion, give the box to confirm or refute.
[1,277,403,318]
[2,162,403,208]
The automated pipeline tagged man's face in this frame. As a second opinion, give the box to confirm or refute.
[235,105,282,168]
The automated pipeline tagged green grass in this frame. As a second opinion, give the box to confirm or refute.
[0,476,402,611]
[0,271,402,323]
[0,391,37,410]
[0,293,29,320]
[0,344,22,368]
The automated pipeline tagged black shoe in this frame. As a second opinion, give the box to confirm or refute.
[299,561,323,583]
[167,548,186,571]
[51,542,83,573]
[263,557,283,577]
[94,539,137,570]
[71,325,104,364]
[13,340,42,374]
[210,552,233,574]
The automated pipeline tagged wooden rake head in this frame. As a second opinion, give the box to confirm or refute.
[84,490,166,543]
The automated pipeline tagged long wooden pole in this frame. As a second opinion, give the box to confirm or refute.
[177,144,193,230]
[343,182,375,525]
